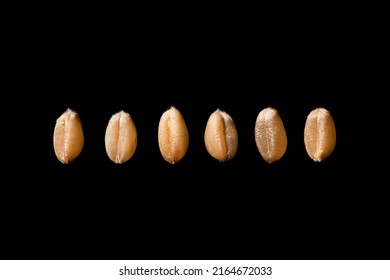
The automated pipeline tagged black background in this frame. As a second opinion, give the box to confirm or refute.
[4,9,387,260]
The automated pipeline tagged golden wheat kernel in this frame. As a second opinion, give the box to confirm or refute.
[105,111,137,164]
[255,107,287,163]
[204,109,238,162]
[304,107,336,162]
[158,106,189,164]
[53,108,84,164]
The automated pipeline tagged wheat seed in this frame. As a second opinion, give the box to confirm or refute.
[204,109,238,162]
[158,106,189,164]
[255,107,287,163]
[105,111,137,164]
[304,107,336,162]
[53,108,84,164]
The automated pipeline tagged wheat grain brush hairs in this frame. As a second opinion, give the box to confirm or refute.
[53,108,84,164]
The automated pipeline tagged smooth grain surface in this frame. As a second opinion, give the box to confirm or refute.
[304,107,336,162]
[105,111,137,164]
[158,106,189,164]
